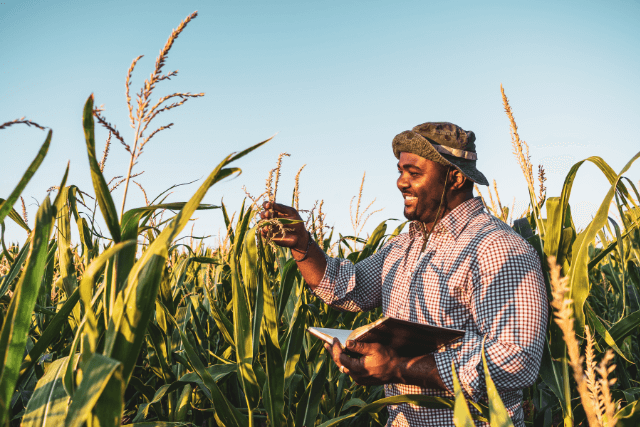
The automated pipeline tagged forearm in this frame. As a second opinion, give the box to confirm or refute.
[301,233,391,312]
[394,353,448,391]
[292,234,327,289]
[433,330,544,401]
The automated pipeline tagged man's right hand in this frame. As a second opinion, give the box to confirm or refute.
[259,201,327,288]
[259,202,308,251]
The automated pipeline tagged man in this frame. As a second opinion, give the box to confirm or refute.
[260,122,548,426]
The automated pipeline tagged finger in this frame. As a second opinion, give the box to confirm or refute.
[330,339,344,366]
[338,352,359,375]
[271,202,301,218]
[261,202,281,217]
[337,355,351,375]
[260,227,273,238]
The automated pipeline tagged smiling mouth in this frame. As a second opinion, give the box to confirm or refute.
[403,195,417,204]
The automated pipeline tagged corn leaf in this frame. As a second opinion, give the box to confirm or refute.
[82,94,121,242]
[174,384,192,421]
[146,322,177,384]
[296,354,328,427]
[585,302,632,363]
[283,300,306,388]
[259,237,285,427]
[221,200,235,244]
[0,240,30,299]
[21,357,71,427]
[356,220,388,262]
[616,399,640,427]
[452,361,475,427]
[19,288,80,381]
[207,289,236,348]
[55,186,78,298]
[537,341,566,413]
[133,365,236,422]
[318,394,461,427]
[65,354,124,427]
[568,150,640,333]
[481,341,514,427]
[80,240,136,354]
[62,336,82,399]
[92,372,126,427]
[0,199,30,233]
[166,311,248,427]
[124,423,189,427]
[230,221,261,410]
[117,203,218,293]
[0,196,54,425]
[276,258,298,320]
[103,250,166,384]
[231,251,261,410]
[609,309,640,344]
[544,197,575,269]
[247,230,264,362]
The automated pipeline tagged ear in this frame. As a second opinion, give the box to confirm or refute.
[448,169,467,190]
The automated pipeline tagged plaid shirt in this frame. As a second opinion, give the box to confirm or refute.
[313,197,548,426]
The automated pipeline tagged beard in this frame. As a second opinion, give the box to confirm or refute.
[403,206,419,221]
[403,197,448,224]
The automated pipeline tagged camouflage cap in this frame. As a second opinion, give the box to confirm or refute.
[392,121,489,186]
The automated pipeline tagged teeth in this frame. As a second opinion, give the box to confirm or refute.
[404,196,416,201]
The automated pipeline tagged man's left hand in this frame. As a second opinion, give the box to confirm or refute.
[324,339,402,386]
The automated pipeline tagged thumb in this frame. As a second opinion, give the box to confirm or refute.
[345,340,367,355]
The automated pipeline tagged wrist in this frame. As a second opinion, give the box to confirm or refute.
[292,231,312,261]
[292,231,310,253]
[393,353,445,390]
[390,356,409,384]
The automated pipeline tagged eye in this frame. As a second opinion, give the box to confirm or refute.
[409,172,419,177]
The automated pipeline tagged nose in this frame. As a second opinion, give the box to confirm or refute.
[397,172,409,192]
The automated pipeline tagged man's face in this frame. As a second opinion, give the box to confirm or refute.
[396,152,448,223]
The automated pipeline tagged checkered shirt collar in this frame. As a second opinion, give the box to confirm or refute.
[408,197,485,241]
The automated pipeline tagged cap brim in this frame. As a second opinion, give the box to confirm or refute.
[392,130,489,186]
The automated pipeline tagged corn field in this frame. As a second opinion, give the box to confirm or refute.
[2,12,640,427]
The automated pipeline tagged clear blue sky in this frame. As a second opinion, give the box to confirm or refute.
[2,0,639,244]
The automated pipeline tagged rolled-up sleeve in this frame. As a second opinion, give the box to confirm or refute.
[311,240,398,312]
[433,233,548,402]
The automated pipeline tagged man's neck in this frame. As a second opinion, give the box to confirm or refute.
[422,193,474,233]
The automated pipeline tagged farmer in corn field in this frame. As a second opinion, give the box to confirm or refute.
[260,122,548,426]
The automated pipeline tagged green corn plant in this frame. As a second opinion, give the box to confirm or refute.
[0,118,59,424]
[4,30,640,427]
[0,198,55,425]
[13,97,272,426]
[501,87,640,426]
